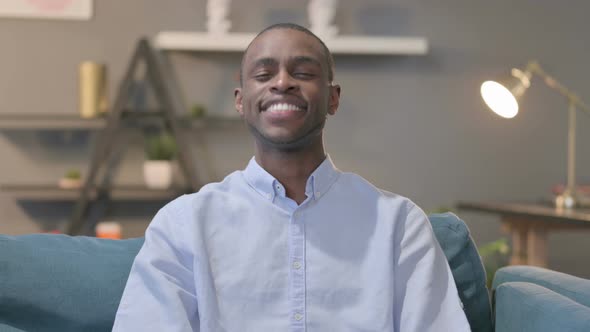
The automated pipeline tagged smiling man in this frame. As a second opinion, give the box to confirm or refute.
[113,23,470,332]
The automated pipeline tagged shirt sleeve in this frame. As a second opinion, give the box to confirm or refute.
[393,203,471,332]
[112,205,199,331]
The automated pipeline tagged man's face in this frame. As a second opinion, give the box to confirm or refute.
[235,28,340,150]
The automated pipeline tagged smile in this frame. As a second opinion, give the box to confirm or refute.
[265,103,305,113]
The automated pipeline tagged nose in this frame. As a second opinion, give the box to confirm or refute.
[270,70,298,93]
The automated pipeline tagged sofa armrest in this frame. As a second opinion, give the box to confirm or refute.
[492,265,590,307]
[495,282,590,332]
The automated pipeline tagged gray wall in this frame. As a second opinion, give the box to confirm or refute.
[1,1,589,277]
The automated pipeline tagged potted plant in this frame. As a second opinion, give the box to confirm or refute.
[190,104,207,118]
[478,238,510,289]
[59,169,83,189]
[143,132,177,189]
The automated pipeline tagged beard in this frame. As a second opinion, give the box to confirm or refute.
[246,118,326,152]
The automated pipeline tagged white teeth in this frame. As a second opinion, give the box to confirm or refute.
[266,103,303,113]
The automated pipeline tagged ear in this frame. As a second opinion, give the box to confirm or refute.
[234,88,244,116]
[327,84,341,115]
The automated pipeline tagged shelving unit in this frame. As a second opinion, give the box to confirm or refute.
[154,31,429,55]
[0,39,219,235]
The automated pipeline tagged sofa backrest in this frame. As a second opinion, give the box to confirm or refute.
[0,234,143,332]
[429,212,493,332]
[0,213,492,332]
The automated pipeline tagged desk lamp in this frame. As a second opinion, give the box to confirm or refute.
[480,61,590,209]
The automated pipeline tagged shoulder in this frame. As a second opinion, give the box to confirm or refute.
[158,170,247,223]
[336,171,423,214]
[336,172,431,235]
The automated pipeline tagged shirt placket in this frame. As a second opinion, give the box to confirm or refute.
[289,209,306,332]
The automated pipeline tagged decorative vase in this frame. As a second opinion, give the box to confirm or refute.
[79,61,108,118]
[143,160,173,189]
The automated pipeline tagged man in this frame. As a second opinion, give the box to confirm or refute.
[113,23,470,331]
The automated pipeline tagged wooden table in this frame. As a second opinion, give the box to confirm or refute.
[457,201,590,267]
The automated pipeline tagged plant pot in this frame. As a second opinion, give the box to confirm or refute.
[143,160,173,189]
[58,178,82,189]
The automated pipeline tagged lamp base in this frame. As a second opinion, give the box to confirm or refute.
[555,191,577,209]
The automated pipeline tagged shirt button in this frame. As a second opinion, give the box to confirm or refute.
[292,261,302,269]
[294,313,303,321]
[315,191,321,196]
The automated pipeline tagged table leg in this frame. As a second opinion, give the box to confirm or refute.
[502,219,528,265]
[527,226,548,267]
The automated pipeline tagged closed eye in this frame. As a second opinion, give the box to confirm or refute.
[293,72,315,80]
[253,73,272,82]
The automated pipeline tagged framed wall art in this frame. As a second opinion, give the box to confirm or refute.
[0,0,92,20]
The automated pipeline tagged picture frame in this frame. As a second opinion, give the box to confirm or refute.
[0,0,92,20]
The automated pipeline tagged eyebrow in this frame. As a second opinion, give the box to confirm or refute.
[252,57,278,69]
[251,56,322,70]
[291,56,322,68]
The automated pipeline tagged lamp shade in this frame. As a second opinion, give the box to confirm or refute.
[480,68,532,118]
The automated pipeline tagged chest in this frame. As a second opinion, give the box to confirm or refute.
[190,202,397,331]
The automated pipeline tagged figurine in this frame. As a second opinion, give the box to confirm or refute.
[206,0,232,34]
[307,0,339,39]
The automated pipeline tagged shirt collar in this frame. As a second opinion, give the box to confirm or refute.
[242,155,340,201]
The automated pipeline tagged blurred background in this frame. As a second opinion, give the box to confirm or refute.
[0,0,589,277]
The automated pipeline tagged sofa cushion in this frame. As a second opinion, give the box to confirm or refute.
[429,212,493,332]
[0,234,143,332]
[495,282,590,332]
[493,265,590,307]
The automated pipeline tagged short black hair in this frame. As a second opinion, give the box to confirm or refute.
[239,23,335,86]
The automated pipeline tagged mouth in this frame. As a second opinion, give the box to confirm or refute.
[260,99,307,113]
[264,102,305,113]
[259,101,307,122]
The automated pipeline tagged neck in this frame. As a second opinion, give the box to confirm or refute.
[255,141,326,204]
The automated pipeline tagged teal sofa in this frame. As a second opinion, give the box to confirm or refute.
[492,265,590,331]
[1,213,588,331]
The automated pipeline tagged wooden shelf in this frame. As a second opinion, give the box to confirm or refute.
[154,31,429,55]
[0,113,243,130]
[0,114,106,130]
[1,184,187,201]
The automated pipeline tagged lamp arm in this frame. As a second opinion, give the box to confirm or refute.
[526,61,584,207]
[526,61,590,114]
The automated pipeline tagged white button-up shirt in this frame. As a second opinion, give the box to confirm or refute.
[113,156,470,331]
